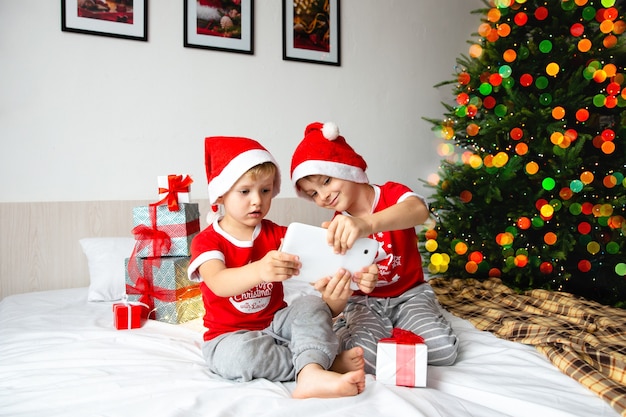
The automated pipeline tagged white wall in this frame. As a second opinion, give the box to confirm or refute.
[0,0,482,203]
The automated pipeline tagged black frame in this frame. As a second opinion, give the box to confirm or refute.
[61,0,148,42]
[184,0,254,55]
[282,0,340,66]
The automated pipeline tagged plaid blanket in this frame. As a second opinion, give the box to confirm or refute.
[429,277,626,417]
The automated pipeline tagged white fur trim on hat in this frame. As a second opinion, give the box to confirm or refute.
[291,159,369,198]
[207,149,280,205]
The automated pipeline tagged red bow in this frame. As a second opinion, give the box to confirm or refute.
[126,275,178,305]
[126,276,156,311]
[379,328,424,345]
[156,174,193,211]
[125,258,201,320]
[131,224,172,258]
[131,204,173,258]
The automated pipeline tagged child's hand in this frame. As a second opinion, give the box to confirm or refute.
[322,215,372,254]
[257,250,301,283]
[313,268,353,317]
[313,268,353,299]
[353,263,378,294]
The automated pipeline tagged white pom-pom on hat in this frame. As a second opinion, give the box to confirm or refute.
[321,122,340,140]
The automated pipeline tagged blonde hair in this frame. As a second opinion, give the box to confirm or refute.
[246,161,277,180]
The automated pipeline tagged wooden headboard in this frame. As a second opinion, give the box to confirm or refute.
[0,198,329,299]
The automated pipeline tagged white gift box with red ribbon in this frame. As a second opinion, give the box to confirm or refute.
[376,328,428,387]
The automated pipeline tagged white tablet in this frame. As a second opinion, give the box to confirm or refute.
[280,222,379,290]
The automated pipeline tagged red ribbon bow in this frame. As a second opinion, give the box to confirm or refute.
[131,224,172,258]
[125,275,178,307]
[156,174,193,211]
[131,203,175,258]
[379,328,425,345]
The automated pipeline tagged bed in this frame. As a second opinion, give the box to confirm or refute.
[0,236,622,417]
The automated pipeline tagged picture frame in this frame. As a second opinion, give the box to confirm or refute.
[61,0,147,42]
[184,0,254,55]
[282,0,340,66]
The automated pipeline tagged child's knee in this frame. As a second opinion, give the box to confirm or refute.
[429,337,459,366]
[293,295,331,318]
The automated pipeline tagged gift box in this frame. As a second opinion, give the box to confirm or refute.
[113,301,148,330]
[156,174,193,211]
[132,203,200,258]
[125,256,205,324]
[153,294,204,324]
[376,328,428,387]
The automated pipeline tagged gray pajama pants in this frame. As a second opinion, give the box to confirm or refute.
[201,294,339,382]
[334,282,458,375]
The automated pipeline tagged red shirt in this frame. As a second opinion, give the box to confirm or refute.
[189,219,288,341]
[342,182,426,298]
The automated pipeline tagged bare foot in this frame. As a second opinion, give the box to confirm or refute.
[330,346,365,374]
[292,364,366,399]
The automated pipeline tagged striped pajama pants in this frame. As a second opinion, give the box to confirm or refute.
[334,282,458,374]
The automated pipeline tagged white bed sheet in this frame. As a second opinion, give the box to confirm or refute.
[0,283,620,417]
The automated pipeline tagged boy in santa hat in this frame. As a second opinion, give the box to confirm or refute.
[290,122,459,375]
[188,136,372,398]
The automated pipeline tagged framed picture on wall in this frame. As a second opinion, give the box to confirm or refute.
[61,0,148,41]
[283,0,340,66]
[184,0,254,54]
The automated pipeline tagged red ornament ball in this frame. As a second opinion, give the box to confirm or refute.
[578,259,592,272]
[539,262,553,274]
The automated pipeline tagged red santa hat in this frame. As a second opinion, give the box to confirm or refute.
[290,122,368,198]
[205,136,281,206]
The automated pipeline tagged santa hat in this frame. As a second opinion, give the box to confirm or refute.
[290,122,368,198]
[205,136,281,206]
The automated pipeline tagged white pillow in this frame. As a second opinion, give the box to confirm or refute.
[80,237,135,302]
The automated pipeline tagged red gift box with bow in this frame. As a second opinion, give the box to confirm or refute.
[112,300,148,330]
[376,328,428,387]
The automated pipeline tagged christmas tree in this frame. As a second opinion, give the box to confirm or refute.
[421,0,626,307]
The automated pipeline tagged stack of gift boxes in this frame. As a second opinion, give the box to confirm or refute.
[114,174,205,329]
